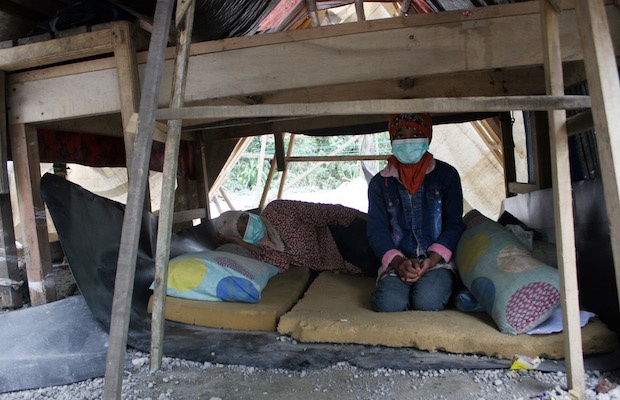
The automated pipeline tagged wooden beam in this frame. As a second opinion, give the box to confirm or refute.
[156,96,591,121]
[8,123,56,306]
[103,0,176,398]
[305,0,320,27]
[277,134,295,199]
[112,21,152,212]
[540,1,584,397]
[7,3,618,125]
[0,71,23,309]
[575,0,620,363]
[150,0,195,372]
[354,0,366,21]
[499,113,517,197]
[0,28,114,72]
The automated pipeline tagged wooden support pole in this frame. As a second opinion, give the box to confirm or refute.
[277,134,296,199]
[540,2,584,398]
[150,0,195,372]
[0,71,23,309]
[112,21,152,212]
[259,156,278,211]
[305,0,320,27]
[273,133,285,172]
[400,0,412,15]
[8,124,56,306]
[575,0,620,344]
[255,135,268,202]
[499,112,517,197]
[354,0,366,22]
[103,0,175,398]
[194,133,210,221]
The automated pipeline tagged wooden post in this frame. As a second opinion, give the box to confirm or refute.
[112,21,152,212]
[540,2,584,398]
[277,134,295,199]
[259,156,278,211]
[575,0,620,337]
[354,0,366,21]
[305,0,320,27]
[255,135,267,202]
[194,133,210,221]
[499,112,517,197]
[103,0,175,397]
[400,0,412,15]
[8,123,56,306]
[0,71,23,309]
[150,0,195,372]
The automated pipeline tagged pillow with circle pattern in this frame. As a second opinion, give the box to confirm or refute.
[455,211,561,335]
[151,250,279,303]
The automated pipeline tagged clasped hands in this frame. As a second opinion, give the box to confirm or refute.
[391,252,441,284]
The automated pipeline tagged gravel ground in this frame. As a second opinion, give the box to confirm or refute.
[1,349,618,400]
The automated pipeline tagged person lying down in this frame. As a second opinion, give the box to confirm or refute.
[213,199,379,276]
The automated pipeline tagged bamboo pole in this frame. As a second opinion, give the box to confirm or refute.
[102,0,175,397]
[575,0,620,352]
[150,0,195,372]
[255,135,268,202]
[259,156,278,211]
[277,134,295,199]
[540,1,584,397]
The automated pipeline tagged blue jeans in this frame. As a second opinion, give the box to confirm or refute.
[371,268,454,312]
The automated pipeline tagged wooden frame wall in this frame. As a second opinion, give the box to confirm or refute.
[1,2,619,399]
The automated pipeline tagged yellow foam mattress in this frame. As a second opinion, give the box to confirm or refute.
[277,272,617,359]
[148,266,312,331]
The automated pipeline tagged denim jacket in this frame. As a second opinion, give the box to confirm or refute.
[367,159,466,270]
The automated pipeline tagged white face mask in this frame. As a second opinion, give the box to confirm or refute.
[391,138,429,164]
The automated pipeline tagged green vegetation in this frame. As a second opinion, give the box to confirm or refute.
[222,132,391,195]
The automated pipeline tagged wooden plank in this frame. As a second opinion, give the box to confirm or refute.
[0,71,23,309]
[193,133,210,220]
[112,21,141,165]
[172,208,207,224]
[102,0,176,398]
[277,134,295,198]
[7,4,619,125]
[507,182,539,194]
[8,124,56,306]
[156,96,591,121]
[575,0,620,359]
[112,21,152,212]
[150,0,195,372]
[499,112,517,197]
[540,1,585,397]
[0,28,114,71]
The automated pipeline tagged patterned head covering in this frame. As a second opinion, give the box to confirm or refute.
[213,210,286,251]
[388,113,433,142]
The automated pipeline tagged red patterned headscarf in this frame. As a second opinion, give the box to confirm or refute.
[388,113,433,142]
[387,113,434,194]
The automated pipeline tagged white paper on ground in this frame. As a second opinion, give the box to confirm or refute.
[527,308,597,335]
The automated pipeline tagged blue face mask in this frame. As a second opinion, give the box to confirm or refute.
[243,213,266,244]
[391,138,429,164]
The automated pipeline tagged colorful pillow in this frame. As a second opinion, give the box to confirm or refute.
[455,212,561,335]
[151,250,279,303]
